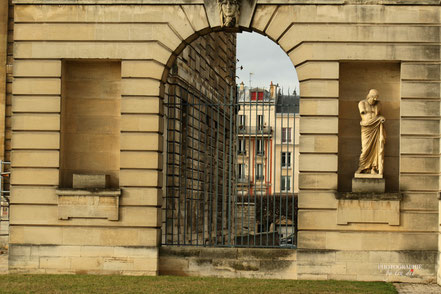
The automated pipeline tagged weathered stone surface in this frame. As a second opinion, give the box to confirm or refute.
[0,0,7,160]
[336,199,400,226]
[336,192,403,201]
[352,178,385,193]
[56,189,121,221]
[8,244,158,275]
[159,247,297,279]
[72,174,107,189]
[6,1,441,282]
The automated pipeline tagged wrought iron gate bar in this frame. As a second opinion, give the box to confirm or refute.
[162,83,298,248]
[0,161,10,238]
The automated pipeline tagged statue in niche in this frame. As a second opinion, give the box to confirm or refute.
[218,0,240,28]
[355,89,386,176]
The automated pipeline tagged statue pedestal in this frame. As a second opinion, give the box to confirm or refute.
[352,174,385,193]
[334,173,402,226]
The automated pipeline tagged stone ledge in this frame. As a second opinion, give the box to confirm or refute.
[12,0,440,5]
[56,188,121,221]
[335,192,403,201]
[56,189,121,196]
[159,246,297,260]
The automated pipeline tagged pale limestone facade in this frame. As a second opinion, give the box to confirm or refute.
[1,0,441,284]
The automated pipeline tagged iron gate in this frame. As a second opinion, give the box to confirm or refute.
[162,80,298,248]
[0,161,10,240]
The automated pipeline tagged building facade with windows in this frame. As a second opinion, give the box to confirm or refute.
[236,83,299,196]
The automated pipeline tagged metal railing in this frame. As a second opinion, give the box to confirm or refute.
[237,126,273,135]
[0,161,11,238]
[237,176,249,183]
[162,83,299,248]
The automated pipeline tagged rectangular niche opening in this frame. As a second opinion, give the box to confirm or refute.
[338,62,400,192]
[60,60,121,188]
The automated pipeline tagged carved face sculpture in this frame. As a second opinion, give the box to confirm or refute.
[367,89,379,105]
[222,0,238,17]
[218,0,240,27]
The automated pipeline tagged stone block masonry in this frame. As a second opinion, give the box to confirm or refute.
[159,247,437,283]
[4,0,441,284]
[9,244,158,275]
[159,247,297,279]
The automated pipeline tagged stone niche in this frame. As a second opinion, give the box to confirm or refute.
[60,60,121,188]
[337,62,401,226]
[338,62,400,193]
[57,60,122,221]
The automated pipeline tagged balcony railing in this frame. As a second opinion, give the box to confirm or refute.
[237,176,250,185]
[237,126,272,135]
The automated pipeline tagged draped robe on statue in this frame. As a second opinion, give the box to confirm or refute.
[358,115,386,174]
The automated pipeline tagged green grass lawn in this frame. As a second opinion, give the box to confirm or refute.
[0,275,397,294]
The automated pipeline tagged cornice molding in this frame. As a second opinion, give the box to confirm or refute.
[12,0,441,6]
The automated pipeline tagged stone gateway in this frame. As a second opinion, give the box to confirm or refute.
[1,0,441,286]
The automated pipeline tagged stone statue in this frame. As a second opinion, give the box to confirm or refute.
[355,89,386,176]
[218,0,240,28]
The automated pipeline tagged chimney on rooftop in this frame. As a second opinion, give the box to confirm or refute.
[270,81,277,99]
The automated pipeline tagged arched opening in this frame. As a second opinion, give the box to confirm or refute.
[160,28,300,248]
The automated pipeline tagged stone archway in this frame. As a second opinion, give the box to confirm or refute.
[7,0,441,282]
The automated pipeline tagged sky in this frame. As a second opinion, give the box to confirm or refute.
[236,32,300,94]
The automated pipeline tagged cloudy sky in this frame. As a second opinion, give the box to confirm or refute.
[236,32,300,94]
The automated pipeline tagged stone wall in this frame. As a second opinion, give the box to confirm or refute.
[9,244,157,275]
[0,0,11,249]
[287,4,440,255]
[8,3,237,275]
[162,31,236,245]
[0,0,8,161]
[0,221,7,247]
[159,247,296,279]
[60,61,121,188]
[438,199,441,284]
[170,32,236,98]
[5,0,13,163]
[6,0,441,281]
[298,249,436,283]
[159,247,436,283]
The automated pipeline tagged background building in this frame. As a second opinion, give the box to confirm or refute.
[235,82,299,240]
[236,82,299,196]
